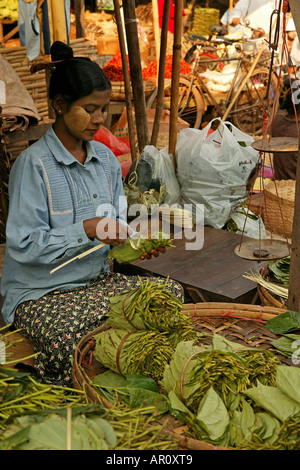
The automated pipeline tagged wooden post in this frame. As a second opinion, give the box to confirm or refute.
[150,0,171,147]
[287,142,300,311]
[278,0,300,310]
[152,0,161,72]
[122,0,149,153]
[169,0,183,169]
[228,0,233,33]
[113,0,136,161]
[74,0,85,38]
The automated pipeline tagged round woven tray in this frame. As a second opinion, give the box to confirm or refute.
[72,302,289,450]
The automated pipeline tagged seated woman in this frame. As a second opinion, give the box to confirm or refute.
[1,41,183,386]
[271,85,300,180]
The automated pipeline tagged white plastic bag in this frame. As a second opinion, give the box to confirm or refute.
[229,207,266,239]
[142,145,181,205]
[176,118,259,228]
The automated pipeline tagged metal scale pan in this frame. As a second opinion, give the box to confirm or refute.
[234,137,297,260]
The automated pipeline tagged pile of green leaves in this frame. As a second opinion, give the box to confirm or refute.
[108,231,174,264]
[94,280,198,384]
[159,334,300,449]
[0,368,84,431]
[0,403,177,450]
[92,371,169,415]
[265,310,300,360]
[105,279,197,346]
[267,256,290,287]
[94,328,174,382]
[266,310,300,335]
[161,335,280,414]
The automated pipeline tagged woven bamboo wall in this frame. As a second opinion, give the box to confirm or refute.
[1,38,98,159]
[0,38,98,121]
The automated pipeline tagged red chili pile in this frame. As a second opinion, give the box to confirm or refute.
[142,55,191,81]
[103,52,191,82]
[103,52,128,81]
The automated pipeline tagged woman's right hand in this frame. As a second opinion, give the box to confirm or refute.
[83,217,131,246]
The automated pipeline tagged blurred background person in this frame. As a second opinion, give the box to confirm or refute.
[271,83,300,180]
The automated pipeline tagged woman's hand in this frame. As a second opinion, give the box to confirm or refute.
[83,217,132,246]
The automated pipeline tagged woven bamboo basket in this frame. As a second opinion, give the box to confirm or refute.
[256,266,287,309]
[110,80,156,101]
[263,179,295,238]
[72,302,288,450]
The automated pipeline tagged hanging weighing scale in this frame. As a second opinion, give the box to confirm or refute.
[234,137,295,261]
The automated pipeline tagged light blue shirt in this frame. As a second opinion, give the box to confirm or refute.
[1,126,126,324]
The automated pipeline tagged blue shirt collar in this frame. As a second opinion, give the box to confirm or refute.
[45,126,98,165]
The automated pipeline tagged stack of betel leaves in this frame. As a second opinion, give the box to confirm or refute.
[92,294,300,449]
[266,309,300,363]
[108,232,174,264]
[94,279,198,383]
[267,256,290,287]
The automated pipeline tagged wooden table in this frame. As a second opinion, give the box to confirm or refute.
[116,226,267,304]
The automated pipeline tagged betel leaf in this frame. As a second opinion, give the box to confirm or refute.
[271,334,300,358]
[92,370,128,403]
[276,365,300,405]
[196,387,229,442]
[126,373,158,392]
[168,390,195,424]
[252,412,280,442]
[242,381,300,421]
[212,333,246,352]
[1,414,115,450]
[128,388,169,414]
[266,311,300,334]
[240,399,255,438]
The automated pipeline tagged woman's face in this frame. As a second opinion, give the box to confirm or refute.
[63,89,111,141]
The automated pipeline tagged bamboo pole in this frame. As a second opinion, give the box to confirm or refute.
[152,0,161,73]
[74,0,85,38]
[150,0,171,147]
[113,0,136,161]
[122,0,149,153]
[228,0,233,33]
[169,0,183,169]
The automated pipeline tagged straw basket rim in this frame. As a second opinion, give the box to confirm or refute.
[264,179,295,201]
[72,302,288,450]
[256,266,287,309]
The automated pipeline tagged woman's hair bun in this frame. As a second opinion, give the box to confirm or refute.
[51,41,74,62]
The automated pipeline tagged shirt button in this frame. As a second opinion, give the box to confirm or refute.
[78,238,83,243]
[93,194,97,198]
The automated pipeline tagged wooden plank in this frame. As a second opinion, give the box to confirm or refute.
[116,227,266,302]
[5,120,54,144]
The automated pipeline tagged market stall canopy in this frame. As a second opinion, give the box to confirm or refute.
[18,0,71,61]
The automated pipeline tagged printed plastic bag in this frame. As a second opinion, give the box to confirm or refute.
[176,118,259,228]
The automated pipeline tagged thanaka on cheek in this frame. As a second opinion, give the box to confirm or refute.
[64,106,91,134]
